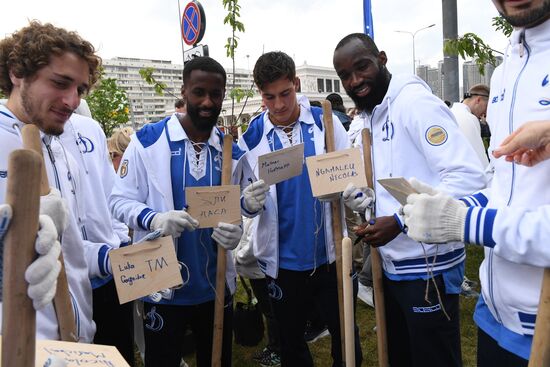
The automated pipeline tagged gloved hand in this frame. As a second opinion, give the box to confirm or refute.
[43,354,68,367]
[151,210,199,238]
[25,215,62,310]
[342,183,375,215]
[403,192,467,243]
[211,222,243,251]
[39,188,68,235]
[242,179,269,213]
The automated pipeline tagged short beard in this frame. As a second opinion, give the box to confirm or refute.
[500,0,550,27]
[186,104,221,132]
[21,84,64,136]
[347,67,391,113]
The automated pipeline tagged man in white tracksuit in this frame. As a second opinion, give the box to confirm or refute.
[109,56,260,367]
[333,33,486,366]
[59,114,134,364]
[239,51,362,367]
[403,1,550,365]
[0,21,99,342]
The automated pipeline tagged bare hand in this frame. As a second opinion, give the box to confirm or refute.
[353,215,401,248]
[493,120,550,167]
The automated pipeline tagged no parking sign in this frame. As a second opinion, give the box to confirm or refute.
[182,1,206,46]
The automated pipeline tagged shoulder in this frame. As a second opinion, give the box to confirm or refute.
[135,117,170,148]
[241,112,267,151]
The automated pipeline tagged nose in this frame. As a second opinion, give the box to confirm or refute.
[63,87,81,111]
[200,94,215,109]
[349,72,363,88]
[273,97,285,112]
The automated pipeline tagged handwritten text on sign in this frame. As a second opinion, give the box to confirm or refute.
[110,236,182,304]
[306,147,368,197]
[186,185,241,228]
[258,143,304,185]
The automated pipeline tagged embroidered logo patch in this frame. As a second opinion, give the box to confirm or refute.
[425,125,448,146]
[119,159,129,178]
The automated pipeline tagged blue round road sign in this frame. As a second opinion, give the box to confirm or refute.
[182,1,206,46]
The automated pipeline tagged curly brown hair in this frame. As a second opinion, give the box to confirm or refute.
[0,21,102,96]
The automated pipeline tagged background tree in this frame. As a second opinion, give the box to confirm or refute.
[87,72,130,136]
[223,0,254,131]
[444,16,512,73]
[139,67,181,99]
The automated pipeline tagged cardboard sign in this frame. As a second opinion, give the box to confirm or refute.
[378,177,419,205]
[306,147,368,197]
[258,143,304,185]
[110,236,182,304]
[0,336,130,366]
[186,185,241,228]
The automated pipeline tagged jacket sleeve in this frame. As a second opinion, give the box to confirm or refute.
[403,88,487,198]
[464,205,550,267]
[109,139,157,232]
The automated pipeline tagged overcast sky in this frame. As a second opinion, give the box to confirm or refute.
[1,0,508,78]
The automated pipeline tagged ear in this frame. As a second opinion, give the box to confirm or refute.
[293,77,301,92]
[378,51,388,67]
[9,70,22,89]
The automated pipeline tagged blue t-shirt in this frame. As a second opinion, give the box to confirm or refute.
[270,122,328,271]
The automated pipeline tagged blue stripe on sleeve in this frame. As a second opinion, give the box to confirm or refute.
[98,245,111,276]
[481,209,497,247]
[138,208,157,230]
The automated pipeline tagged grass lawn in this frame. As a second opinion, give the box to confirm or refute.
[135,245,484,366]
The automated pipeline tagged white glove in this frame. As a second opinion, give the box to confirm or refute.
[242,179,269,213]
[342,183,375,215]
[43,354,68,367]
[212,222,243,251]
[39,188,68,234]
[403,192,467,243]
[26,215,62,310]
[151,210,199,238]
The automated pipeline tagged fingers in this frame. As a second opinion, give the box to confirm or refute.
[0,203,12,243]
[36,215,58,255]
[408,177,438,195]
[40,188,68,233]
[27,259,61,310]
[212,222,242,250]
[26,241,61,284]
[342,183,356,200]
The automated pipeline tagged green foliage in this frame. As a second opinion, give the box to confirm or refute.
[222,0,245,59]
[0,90,5,99]
[139,67,168,96]
[444,33,498,74]
[492,16,513,38]
[87,74,130,136]
[229,87,254,103]
[443,16,511,74]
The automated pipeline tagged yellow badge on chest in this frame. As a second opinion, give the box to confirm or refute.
[425,126,448,146]
[120,159,129,178]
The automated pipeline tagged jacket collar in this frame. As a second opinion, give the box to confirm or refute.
[166,113,223,152]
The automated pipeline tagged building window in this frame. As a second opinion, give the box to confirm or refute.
[334,80,340,93]
[317,78,324,93]
[325,79,333,93]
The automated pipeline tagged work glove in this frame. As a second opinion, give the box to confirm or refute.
[242,179,269,213]
[151,210,199,238]
[408,177,439,196]
[26,215,62,310]
[342,183,375,216]
[43,355,68,367]
[39,188,68,235]
[212,222,243,251]
[403,192,467,243]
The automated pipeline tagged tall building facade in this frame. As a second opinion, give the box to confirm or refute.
[462,56,503,92]
[102,57,352,131]
[417,61,444,100]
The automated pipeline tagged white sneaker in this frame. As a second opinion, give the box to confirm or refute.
[358,283,374,308]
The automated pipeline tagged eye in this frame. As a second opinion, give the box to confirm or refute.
[52,79,69,89]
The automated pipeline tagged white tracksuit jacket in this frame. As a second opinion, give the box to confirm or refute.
[0,105,95,342]
[352,74,486,277]
[59,114,129,282]
[459,19,550,360]
[109,115,252,296]
[238,97,350,279]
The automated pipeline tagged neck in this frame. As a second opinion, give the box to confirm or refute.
[178,114,211,143]
[5,96,30,124]
[270,104,300,127]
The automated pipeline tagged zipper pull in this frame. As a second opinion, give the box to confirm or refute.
[519,30,525,58]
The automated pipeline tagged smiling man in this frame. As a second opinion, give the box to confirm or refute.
[238,51,362,367]
[333,34,486,367]
[0,21,101,343]
[109,56,259,367]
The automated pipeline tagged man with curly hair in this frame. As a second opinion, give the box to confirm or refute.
[0,21,101,343]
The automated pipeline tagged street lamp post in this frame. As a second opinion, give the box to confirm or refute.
[395,24,436,75]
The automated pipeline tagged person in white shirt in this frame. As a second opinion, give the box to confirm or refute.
[451,84,490,168]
